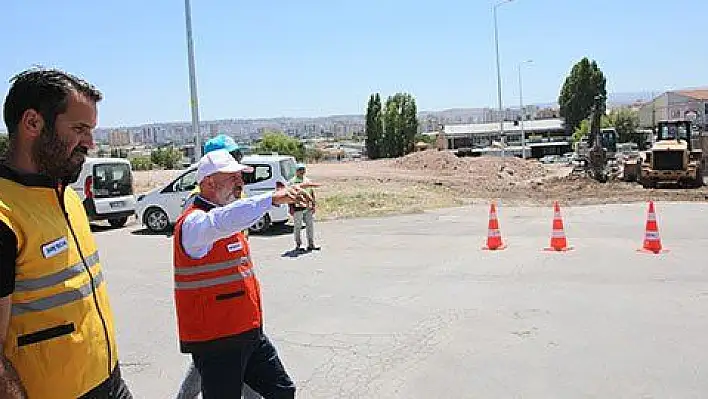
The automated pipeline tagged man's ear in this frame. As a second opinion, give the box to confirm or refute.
[20,109,44,138]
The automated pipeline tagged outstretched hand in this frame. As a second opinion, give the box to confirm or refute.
[298,181,321,189]
[272,184,315,207]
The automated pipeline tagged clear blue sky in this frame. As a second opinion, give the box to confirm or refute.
[2,0,706,128]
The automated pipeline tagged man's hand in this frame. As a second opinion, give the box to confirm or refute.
[273,184,314,207]
[298,181,321,189]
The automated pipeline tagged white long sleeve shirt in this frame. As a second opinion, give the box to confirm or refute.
[181,193,273,259]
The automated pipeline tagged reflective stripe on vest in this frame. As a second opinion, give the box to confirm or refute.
[173,204,263,350]
[175,268,254,290]
[0,173,118,398]
[174,256,251,276]
[15,251,100,292]
[12,268,104,316]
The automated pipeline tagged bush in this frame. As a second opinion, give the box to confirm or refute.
[151,147,183,169]
[0,135,8,158]
[131,157,152,171]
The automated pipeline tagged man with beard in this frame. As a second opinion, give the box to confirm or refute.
[0,68,132,398]
[173,149,314,399]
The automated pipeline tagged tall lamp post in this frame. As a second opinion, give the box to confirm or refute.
[518,59,533,159]
[493,0,514,158]
[185,0,202,160]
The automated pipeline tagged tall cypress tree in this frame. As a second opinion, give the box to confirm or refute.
[365,93,383,159]
[401,94,419,155]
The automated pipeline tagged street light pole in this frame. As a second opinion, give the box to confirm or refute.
[518,59,533,159]
[185,0,202,160]
[494,0,513,158]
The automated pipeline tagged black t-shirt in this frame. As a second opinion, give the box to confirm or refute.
[0,220,17,297]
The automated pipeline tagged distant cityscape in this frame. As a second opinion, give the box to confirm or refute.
[86,92,655,148]
[0,91,656,147]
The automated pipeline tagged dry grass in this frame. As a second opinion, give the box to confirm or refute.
[133,169,182,194]
[314,178,465,220]
[132,151,708,222]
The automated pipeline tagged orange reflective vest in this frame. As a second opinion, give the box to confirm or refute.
[173,198,262,353]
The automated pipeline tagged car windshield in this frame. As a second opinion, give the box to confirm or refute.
[93,163,133,198]
[280,159,296,182]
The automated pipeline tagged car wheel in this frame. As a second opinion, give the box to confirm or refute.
[144,207,170,233]
[108,216,129,228]
[249,214,271,234]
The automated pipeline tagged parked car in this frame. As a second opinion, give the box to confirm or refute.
[69,157,137,228]
[539,155,560,164]
[135,154,297,233]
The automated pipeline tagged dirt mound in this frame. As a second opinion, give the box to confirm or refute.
[389,151,549,183]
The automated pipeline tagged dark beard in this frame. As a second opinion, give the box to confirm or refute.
[31,125,87,184]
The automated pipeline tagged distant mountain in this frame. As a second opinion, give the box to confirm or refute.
[419,91,658,116]
[96,90,660,132]
[607,91,656,106]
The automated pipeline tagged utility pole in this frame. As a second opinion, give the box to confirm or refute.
[184,0,202,160]
[493,0,513,157]
[518,60,533,159]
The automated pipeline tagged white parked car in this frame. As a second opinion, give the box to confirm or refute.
[69,157,137,228]
[135,154,297,234]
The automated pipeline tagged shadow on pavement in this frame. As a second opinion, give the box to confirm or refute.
[254,223,294,237]
[130,227,174,238]
[90,217,143,234]
[90,223,132,234]
[281,248,309,258]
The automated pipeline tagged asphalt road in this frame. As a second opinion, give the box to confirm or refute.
[94,201,708,398]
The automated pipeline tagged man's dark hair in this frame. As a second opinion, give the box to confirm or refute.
[3,67,102,139]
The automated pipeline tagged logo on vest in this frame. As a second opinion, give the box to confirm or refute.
[227,242,243,253]
[41,237,69,259]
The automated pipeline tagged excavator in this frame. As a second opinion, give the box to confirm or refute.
[573,96,616,182]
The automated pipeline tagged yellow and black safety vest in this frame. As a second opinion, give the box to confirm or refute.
[0,164,119,399]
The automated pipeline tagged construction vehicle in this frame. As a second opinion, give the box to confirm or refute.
[575,128,618,160]
[616,142,641,182]
[636,120,703,188]
[572,97,618,182]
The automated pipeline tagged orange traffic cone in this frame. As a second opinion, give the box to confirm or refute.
[639,201,668,254]
[482,203,506,250]
[544,201,573,252]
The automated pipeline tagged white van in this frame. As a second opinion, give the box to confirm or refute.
[70,157,137,228]
[135,154,297,233]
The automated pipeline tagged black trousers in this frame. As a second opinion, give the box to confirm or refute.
[192,334,295,399]
[80,365,133,399]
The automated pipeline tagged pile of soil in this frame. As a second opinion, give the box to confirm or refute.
[389,151,550,186]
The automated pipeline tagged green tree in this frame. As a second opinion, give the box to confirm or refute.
[365,93,383,159]
[304,147,324,163]
[572,114,611,143]
[130,156,153,171]
[559,58,607,134]
[401,94,419,155]
[381,98,394,157]
[382,93,418,158]
[255,132,305,160]
[150,147,182,169]
[0,135,9,158]
[607,108,640,145]
[415,133,434,145]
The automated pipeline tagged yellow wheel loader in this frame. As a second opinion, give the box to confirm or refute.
[637,120,703,188]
